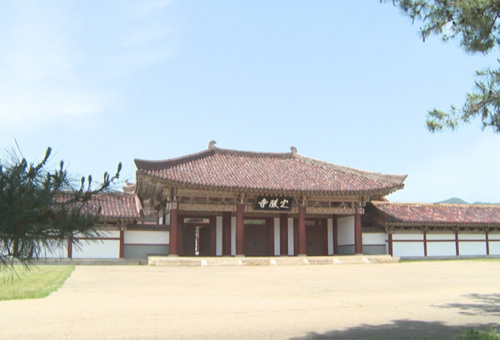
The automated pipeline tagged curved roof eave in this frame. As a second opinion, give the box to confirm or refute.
[136,173,404,198]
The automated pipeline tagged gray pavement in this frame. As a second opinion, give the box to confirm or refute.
[0,261,499,340]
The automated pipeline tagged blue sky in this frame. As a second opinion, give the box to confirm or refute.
[1,0,499,203]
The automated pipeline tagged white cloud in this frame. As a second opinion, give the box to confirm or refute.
[0,2,105,126]
[0,0,176,128]
[0,84,107,125]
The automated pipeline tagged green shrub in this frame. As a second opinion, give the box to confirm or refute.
[454,328,500,340]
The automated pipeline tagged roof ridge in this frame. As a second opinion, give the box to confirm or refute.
[215,147,293,159]
[293,153,407,185]
[134,143,407,196]
[134,149,215,170]
[134,146,295,170]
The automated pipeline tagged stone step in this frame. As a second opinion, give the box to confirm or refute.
[148,255,399,267]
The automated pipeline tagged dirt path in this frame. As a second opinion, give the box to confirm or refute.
[1,261,499,339]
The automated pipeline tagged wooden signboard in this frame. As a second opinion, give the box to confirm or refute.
[254,196,293,211]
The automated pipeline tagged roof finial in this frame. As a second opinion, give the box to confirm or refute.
[208,140,217,150]
[290,146,297,154]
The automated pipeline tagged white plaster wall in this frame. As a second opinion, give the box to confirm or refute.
[489,241,500,255]
[216,216,223,256]
[288,218,294,256]
[231,217,236,256]
[489,233,500,240]
[393,233,423,241]
[393,242,424,257]
[327,218,333,255]
[427,233,455,240]
[274,218,280,256]
[337,216,354,246]
[459,242,487,256]
[427,242,456,256]
[459,233,486,240]
[39,241,67,258]
[362,233,386,245]
[124,231,168,244]
[72,240,120,259]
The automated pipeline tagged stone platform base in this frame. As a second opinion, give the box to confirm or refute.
[148,255,399,267]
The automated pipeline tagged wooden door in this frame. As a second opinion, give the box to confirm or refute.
[307,224,326,256]
[199,226,212,256]
[244,225,268,256]
[181,225,196,256]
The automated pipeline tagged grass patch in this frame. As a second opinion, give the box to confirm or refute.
[0,265,74,301]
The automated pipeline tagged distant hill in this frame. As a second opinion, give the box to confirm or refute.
[436,197,468,204]
[472,201,500,205]
[436,197,500,205]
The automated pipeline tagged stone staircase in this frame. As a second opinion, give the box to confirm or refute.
[148,255,399,267]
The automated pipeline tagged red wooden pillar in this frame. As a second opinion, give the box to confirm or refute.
[354,213,363,254]
[423,231,428,257]
[169,204,179,256]
[223,212,232,256]
[486,231,490,255]
[267,218,274,256]
[294,218,299,255]
[332,216,338,255]
[322,218,328,256]
[177,217,184,256]
[388,233,393,256]
[298,205,306,255]
[67,237,73,259]
[236,204,245,256]
[119,230,125,258]
[455,231,460,256]
[280,214,288,256]
[210,216,216,256]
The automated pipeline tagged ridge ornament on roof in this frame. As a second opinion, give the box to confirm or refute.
[134,142,407,198]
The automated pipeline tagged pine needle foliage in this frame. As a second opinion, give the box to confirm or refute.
[384,0,500,133]
[0,146,121,267]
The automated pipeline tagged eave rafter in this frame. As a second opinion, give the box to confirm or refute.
[135,173,401,204]
[136,175,392,215]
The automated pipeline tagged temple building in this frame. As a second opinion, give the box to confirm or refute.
[134,141,406,257]
[40,142,500,261]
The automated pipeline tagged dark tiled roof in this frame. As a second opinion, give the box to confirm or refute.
[135,146,406,195]
[90,192,140,221]
[372,202,500,226]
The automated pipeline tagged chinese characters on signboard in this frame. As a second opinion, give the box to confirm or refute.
[254,196,293,211]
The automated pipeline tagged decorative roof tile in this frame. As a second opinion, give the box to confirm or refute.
[90,192,141,221]
[371,202,500,226]
[135,144,407,195]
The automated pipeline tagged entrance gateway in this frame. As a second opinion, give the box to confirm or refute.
[134,141,407,257]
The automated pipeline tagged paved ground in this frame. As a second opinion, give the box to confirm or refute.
[0,261,499,340]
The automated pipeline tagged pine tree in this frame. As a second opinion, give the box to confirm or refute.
[384,0,500,133]
[0,146,121,266]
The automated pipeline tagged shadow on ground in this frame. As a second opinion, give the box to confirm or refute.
[289,319,497,340]
[437,293,500,317]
